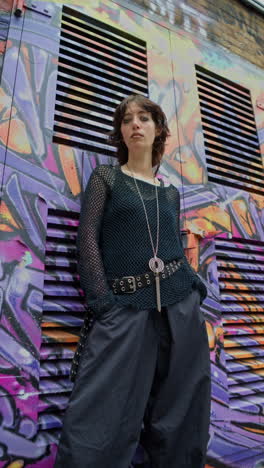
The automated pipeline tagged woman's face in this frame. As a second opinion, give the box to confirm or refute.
[120,101,158,154]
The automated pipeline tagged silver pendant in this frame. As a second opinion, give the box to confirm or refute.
[155,273,162,312]
[149,257,164,274]
[149,257,163,313]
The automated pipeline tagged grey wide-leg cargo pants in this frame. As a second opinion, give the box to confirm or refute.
[55,288,211,468]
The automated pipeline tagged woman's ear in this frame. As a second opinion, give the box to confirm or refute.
[155,126,162,137]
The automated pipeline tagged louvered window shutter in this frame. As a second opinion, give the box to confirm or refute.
[53,5,148,154]
[216,237,264,410]
[196,65,263,196]
[40,6,149,447]
[39,208,80,439]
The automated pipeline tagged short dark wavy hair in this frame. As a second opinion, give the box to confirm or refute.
[108,95,170,169]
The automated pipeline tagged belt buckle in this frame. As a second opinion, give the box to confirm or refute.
[122,276,136,293]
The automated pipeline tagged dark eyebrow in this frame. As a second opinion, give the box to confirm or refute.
[123,110,148,117]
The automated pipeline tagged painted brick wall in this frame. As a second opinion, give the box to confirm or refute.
[0,0,13,78]
[119,0,264,69]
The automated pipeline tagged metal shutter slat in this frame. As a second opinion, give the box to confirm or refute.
[205,148,262,174]
[196,66,263,196]
[45,243,77,255]
[207,165,264,188]
[43,300,84,312]
[57,55,146,95]
[201,115,259,141]
[40,345,75,360]
[223,314,264,324]
[216,250,264,262]
[200,105,256,133]
[55,90,117,112]
[58,56,147,87]
[44,272,79,282]
[221,305,264,313]
[217,261,263,272]
[53,6,148,154]
[200,101,256,127]
[202,123,260,149]
[62,6,146,49]
[40,361,70,377]
[38,414,63,430]
[228,381,264,397]
[42,314,83,328]
[226,347,264,360]
[229,394,264,412]
[221,294,264,302]
[42,329,79,343]
[196,65,250,100]
[204,130,260,155]
[204,137,261,161]
[224,325,264,335]
[59,36,147,71]
[224,336,264,348]
[228,369,264,385]
[198,86,255,120]
[46,228,76,241]
[39,377,73,393]
[55,88,120,109]
[216,237,264,412]
[226,358,264,371]
[44,256,78,268]
[38,395,69,412]
[219,272,264,281]
[219,283,264,292]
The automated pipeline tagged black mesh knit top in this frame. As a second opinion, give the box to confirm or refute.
[76,164,207,316]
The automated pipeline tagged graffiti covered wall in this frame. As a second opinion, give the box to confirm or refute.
[119,0,264,69]
[0,0,14,78]
[0,0,263,467]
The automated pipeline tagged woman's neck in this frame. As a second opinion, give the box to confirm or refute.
[125,154,154,178]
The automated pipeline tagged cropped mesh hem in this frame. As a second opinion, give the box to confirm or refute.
[85,291,118,317]
[192,277,207,304]
[184,256,207,304]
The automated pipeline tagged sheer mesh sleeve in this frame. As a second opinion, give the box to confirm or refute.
[76,165,117,316]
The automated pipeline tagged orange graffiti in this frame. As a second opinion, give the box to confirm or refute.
[185,204,231,238]
[0,200,21,231]
[21,45,31,84]
[42,329,79,343]
[206,321,216,351]
[0,86,12,113]
[4,118,31,154]
[232,199,256,237]
[251,193,264,210]
[0,40,5,54]
[58,144,81,196]
[171,120,205,184]
[0,86,31,154]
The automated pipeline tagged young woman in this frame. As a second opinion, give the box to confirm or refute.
[55,95,211,468]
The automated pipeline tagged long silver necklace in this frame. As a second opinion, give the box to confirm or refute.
[126,163,164,312]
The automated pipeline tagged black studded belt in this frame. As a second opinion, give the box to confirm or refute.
[108,258,185,295]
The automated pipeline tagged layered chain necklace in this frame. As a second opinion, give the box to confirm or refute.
[125,163,164,312]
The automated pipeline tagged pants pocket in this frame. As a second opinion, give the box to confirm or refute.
[97,302,123,323]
